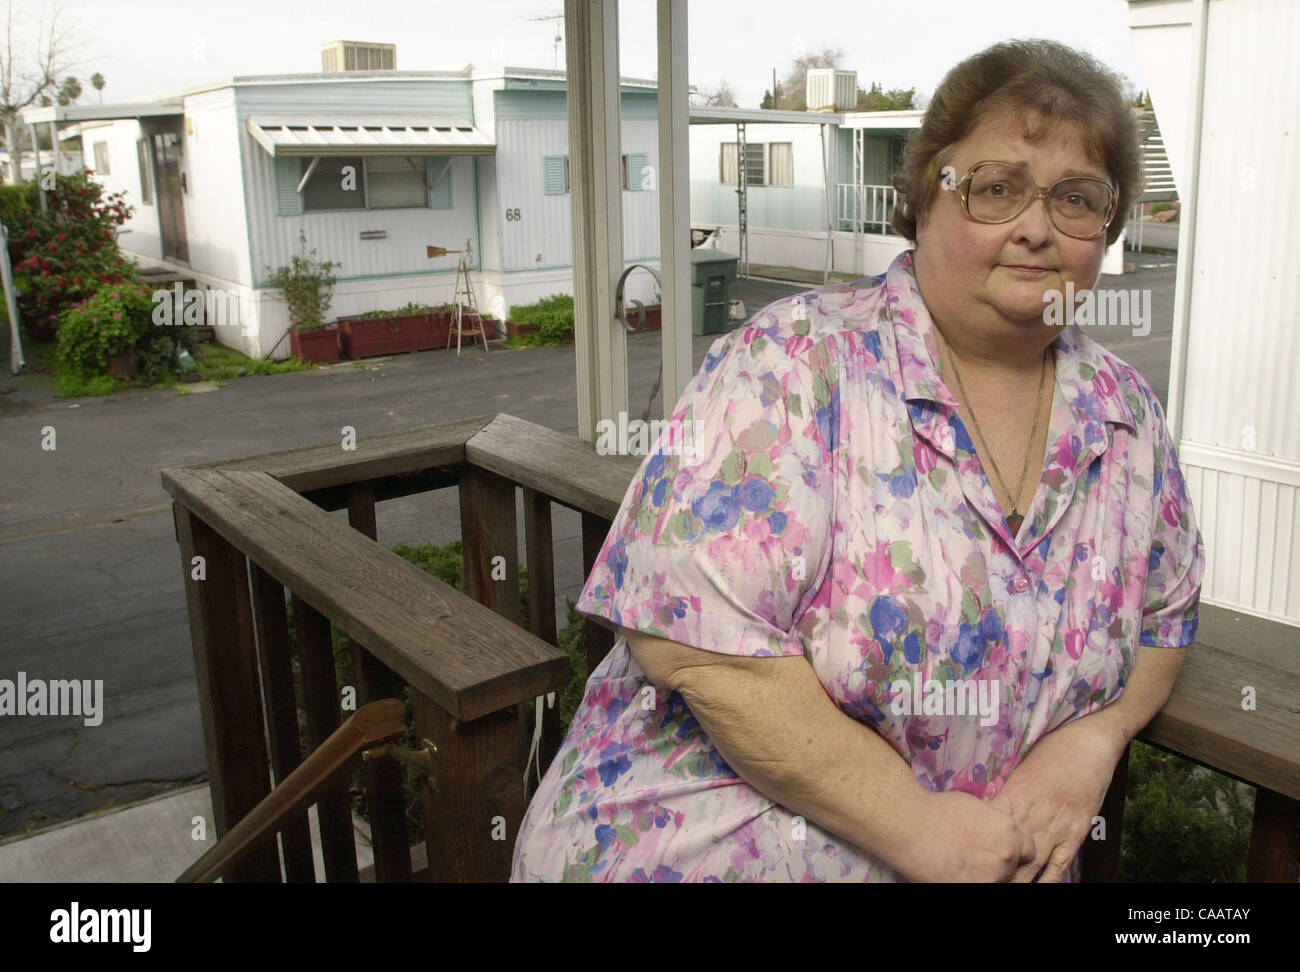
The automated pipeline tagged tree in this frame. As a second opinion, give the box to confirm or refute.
[781,45,844,111]
[89,71,103,103]
[691,78,736,108]
[56,74,80,105]
[855,81,916,111]
[0,1,83,181]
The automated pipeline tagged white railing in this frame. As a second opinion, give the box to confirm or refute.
[836,183,899,235]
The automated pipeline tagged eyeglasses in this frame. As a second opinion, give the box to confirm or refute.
[946,160,1118,240]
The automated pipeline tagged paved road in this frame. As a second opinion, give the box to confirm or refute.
[0,256,1175,838]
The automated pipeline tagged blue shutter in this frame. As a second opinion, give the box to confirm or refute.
[428,157,453,209]
[275,156,303,216]
[626,152,648,191]
[543,155,567,195]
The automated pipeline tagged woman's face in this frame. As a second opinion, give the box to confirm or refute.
[913,112,1111,349]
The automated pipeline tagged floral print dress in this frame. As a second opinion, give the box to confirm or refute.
[510,248,1205,882]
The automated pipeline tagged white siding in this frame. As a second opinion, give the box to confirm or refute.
[1129,0,1300,625]
[180,87,251,284]
[235,79,480,286]
[84,119,162,261]
[689,123,830,231]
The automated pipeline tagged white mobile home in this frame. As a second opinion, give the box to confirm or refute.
[23,69,663,359]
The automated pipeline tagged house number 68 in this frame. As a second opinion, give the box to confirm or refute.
[505,208,522,221]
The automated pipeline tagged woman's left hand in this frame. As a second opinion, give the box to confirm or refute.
[987,716,1128,882]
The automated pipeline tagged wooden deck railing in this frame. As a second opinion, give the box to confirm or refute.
[163,412,1299,882]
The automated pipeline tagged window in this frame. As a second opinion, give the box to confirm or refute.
[274,155,447,215]
[366,156,426,209]
[720,142,793,187]
[621,153,648,191]
[428,157,453,210]
[302,156,366,211]
[93,142,110,175]
[543,154,569,194]
[136,139,153,205]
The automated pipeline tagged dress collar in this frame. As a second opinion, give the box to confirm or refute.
[884,248,1139,434]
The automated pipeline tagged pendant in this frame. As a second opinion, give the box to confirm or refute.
[1006,511,1024,534]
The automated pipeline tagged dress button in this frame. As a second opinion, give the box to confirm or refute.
[1012,575,1030,594]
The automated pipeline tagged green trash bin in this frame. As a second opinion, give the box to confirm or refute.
[691,249,739,335]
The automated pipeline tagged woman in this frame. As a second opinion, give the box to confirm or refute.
[511,38,1205,882]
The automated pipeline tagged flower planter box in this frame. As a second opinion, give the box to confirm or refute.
[506,321,540,339]
[337,312,452,359]
[290,326,340,363]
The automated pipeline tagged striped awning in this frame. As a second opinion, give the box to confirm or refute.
[246,116,495,157]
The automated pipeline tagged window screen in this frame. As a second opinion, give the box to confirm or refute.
[366,156,427,209]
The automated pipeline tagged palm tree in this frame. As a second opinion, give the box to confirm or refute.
[90,73,105,104]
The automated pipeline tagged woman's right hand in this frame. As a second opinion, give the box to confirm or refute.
[895,789,1037,882]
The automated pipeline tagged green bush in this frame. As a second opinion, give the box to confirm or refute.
[355,301,448,321]
[9,171,133,331]
[1119,740,1254,882]
[0,180,40,238]
[265,231,340,331]
[55,284,153,379]
[510,293,575,346]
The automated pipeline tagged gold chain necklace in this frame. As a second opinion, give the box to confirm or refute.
[937,330,1049,535]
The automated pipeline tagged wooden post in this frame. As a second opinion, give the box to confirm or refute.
[412,690,526,882]
[292,593,359,882]
[1247,787,1300,882]
[173,503,280,882]
[248,564,315,883]
[346,485,413,882]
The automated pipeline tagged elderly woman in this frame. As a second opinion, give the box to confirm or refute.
[511,38,1204,882]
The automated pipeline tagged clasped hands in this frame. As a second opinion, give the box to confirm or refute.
[900,716,1128,882]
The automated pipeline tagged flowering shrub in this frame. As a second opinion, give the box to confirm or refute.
[10,171,134,333]
[56,285,154,379]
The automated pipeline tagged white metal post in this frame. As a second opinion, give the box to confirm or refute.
[656,0,692,411]
[566,0,628,443]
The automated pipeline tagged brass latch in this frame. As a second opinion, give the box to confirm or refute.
[364,739,438,788]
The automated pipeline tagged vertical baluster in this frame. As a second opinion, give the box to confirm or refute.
[345,484,412,882]
[459,465,522,624]
[1247,788,1300,882]
[523,487,562,777]
[248,564,315,882]
[292,593,359,882]
[581,510,616,673]
[173,504,280,882]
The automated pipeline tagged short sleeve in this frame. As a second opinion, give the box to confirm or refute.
[575,327,837,657]
[1138,401,1206,648]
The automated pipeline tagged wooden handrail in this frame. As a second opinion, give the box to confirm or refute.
[161,466,571,721]
[160,411,1300,882]
[178,699,408,883]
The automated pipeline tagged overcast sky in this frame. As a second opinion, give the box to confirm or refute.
[23,0,1149,109]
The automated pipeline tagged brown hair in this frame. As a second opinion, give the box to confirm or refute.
[891,39,1143,247]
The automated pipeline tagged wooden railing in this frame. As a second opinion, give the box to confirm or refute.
[163,412,1299,882]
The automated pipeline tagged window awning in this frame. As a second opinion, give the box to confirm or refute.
[246,116,495,157]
